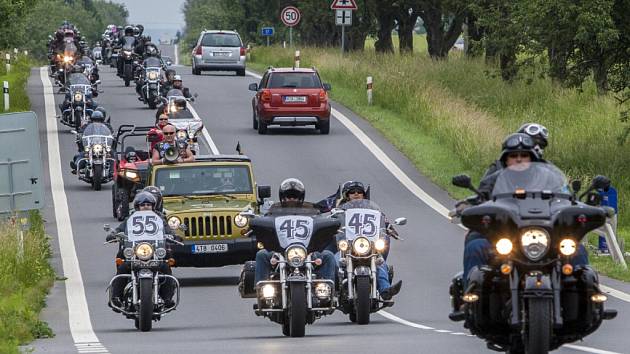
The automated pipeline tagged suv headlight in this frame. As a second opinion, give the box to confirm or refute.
[234,214,248,227]
[167,216,181,229]
[521,228,550,261]
[352,237,371,256]
[286,245,306,267]
[135,242,154,261]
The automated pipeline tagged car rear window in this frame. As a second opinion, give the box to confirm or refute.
[201,33,242,47]
[267,73,322,89]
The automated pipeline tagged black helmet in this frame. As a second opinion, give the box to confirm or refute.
[145,43,158,56]
[342,181,366,199]
[279,178,305,206]
[142,186,163,212]
[137,24,144,35]
[95,106,107,117]
[133,191,156,210]
[90,110,105,122]
[499,133,540,166]
[517,122,549,153]
[124,25,134,36]
[133,26,140,36]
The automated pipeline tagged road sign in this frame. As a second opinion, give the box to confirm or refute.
[281,6,301,27]
[331,0,358,10]
[261,27,274,36]
[336,10,352,26]
[0,112,44,214]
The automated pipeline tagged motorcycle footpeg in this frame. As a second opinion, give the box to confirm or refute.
[448,310,466,322]
[602,309,617,320]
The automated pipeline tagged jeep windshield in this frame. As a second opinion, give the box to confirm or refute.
[156,165,253,197]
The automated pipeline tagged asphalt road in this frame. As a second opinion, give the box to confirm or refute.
[25,46,630,353]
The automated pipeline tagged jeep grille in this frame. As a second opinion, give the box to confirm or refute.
[183,216,233,237]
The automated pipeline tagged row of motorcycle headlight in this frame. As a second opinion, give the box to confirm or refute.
[337,237,386,256]
[494,228,578,261]
[166,214,250,230]
[260,282,332,300]
[122,242,166,261]
[85,144,111,153]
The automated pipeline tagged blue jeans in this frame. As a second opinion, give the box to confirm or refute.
[463,234,589,287]
[254,249,336,284]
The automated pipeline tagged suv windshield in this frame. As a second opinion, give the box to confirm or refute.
[492,162,569,196]
[202,33,241,47]
[268,73,322,89]
[156,165,253,196]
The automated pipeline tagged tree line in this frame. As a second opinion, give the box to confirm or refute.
[182,0,629,96]
[0,0,128,59]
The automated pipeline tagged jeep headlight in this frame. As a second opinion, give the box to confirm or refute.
[92,144,103,154]
[559,238,577,256]
[74,92,83,102]
[147,71,159,80]
[352,237,371,256]
[167,216,181,229]
[286,245,306,267]
[234,214,248,228]
[135,243,154,261]
[521,228,550,261]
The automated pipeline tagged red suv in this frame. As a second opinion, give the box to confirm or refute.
[249,68,332,134]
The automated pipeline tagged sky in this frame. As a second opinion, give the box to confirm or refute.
[109,0,186,40]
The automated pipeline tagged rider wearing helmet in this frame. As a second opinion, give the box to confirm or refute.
[107,192,177,308]
[70,110,111,173]
[172,75,192,98]
[254,178,337,284]
[142,186,164,214]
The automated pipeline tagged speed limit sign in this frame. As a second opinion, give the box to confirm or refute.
[281,6,301,27]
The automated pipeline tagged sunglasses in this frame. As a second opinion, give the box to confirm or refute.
[348,190,364,195]
[159,118,168,121]
[139,203,153,207]
[163,132,175,136]
[507,152,530,159]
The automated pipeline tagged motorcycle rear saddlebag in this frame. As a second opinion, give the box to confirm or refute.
[238,261,256,298]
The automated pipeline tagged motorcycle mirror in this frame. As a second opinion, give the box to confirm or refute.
[592,175,611,191]
[70,129,78,135]
[571,180,582,194]
[239,210,256,219]
[330,208,345,218]
[452,175,473,189]
[394,217,407,226]
[103,224,111,231]
[95,80,101,85]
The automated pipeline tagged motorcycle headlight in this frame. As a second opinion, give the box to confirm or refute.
[496,238,513,255]
[315,283,332,299]
[337,240,349,252]
[63,56,73,63]
[123,247,134,259]
[352,237,371,256]
[106,145,111,152]
[147,71,159,80]
[155,248,167,259]
[559,238,577,256]
[74,92,83,101]
[261,284,275,299]
[123,50,132,56]
[286,245,306,267]
[167,216,181,229]
[234,214,248,228]
[374,238,386,251]
[520,228,550,261]
[176,130,187,140]
[92,144,103,154]
[135,243,154,261]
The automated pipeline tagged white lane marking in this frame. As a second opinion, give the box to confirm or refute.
[378,311,434,330]
[601,284,630,303]
[174,44,179,66]
[40,67,110,352]
[563,344,622,354]
[187,103,220,154]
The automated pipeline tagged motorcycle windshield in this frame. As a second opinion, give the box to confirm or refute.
[166,89,184,97]
[68,74,91,85]
[338,199,385,241]
[492,162,570,196]
[144,57,162,67]
[82,123,113,146]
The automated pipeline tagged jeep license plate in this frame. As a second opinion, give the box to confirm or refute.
[192,244,228,253]
[283,96,307,103]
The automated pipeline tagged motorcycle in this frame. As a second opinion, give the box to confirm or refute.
[120,42,136,86]
[104,210,182,332]
[55,39,77,90]
[333,199,406,324]
[75,123,115,191]
[92,46,103,64]
[61,74,95,130]
[238,209,339,337]
[448,162,617,353]
[139,58,162,109]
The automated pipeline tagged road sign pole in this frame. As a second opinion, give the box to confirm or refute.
[267,37,270,47]
[341,25,345,55]
[290,27,293,48]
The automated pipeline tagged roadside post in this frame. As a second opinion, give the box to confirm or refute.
[294,50,300,69]
[0,112,45,259]
[3,81,8,111]
[247,44,251,61]
[367,76,373,105]
[331,0,358,54]
[5,53,10,73]
[261,27,274,47]
[281,6,301,48]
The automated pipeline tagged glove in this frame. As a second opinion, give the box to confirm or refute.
[105,232,117,242]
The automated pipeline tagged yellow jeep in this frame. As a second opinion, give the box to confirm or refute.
[147,155,270,267]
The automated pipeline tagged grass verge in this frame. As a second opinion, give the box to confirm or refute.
[248,45,630,281]
[0,212,55,353]
[0,54,34,112]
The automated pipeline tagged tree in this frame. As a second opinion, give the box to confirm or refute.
[416,0,466,59]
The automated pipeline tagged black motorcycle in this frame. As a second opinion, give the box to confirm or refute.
[138,57,163,109]
[449,162,617,353]
[238,209,339,337]
[118,37,136,86]
[60,73,95,130]
[104,211,182,332]
[74,123,115,191]
[334,199,406,324]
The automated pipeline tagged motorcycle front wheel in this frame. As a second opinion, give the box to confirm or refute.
[138,277,153,332]
[355,276,371,325]
[288,282,306,337]
[92,164,103,191]
[525,297,552,354]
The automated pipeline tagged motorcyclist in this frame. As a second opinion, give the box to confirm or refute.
[172,75,192,99]
[460,133,589,288]
[59,65,98,116]
[254,178,337,284]
[135,43,162,98]
[160,69,177,94]
[337,181,402,300]
[150,124,194,165]
[117,26,136,77]
[70,110,111,173]
[106,192,177,308]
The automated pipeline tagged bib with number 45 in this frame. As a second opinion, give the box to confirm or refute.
[344,208,382,241]
[274,215,314,249]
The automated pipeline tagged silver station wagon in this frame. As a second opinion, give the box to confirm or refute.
[191,30,247,76]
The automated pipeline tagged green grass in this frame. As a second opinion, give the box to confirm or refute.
[0,212,55,353]
[364,34,429,54]
[0,54,33,113]
[248,45,630,281]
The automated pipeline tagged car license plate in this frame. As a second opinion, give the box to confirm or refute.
[213,52,229,57]
[284,96,307,103]
[192,244,228,253]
